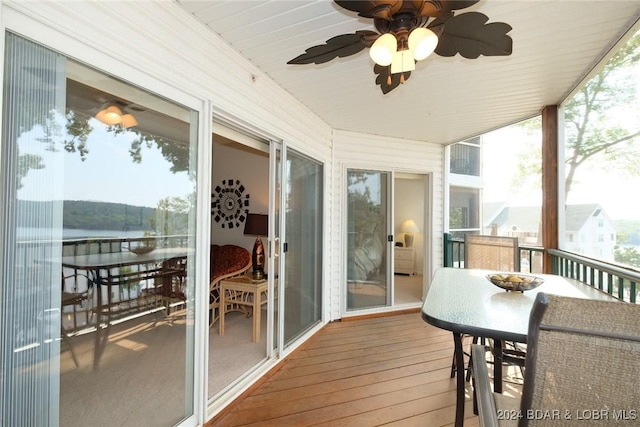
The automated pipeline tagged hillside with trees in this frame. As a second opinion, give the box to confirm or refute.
[17,200,156,231]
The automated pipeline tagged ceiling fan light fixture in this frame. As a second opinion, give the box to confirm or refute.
[288,1,513,94]
[409,27,438,61]
[95,105,123,125]
[390,49,415,74]
[369,33,397,66]
[95,104,137,128]
[120,114,138,128]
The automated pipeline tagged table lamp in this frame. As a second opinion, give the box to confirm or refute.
[401,219,419,248]
[244,213,268,280]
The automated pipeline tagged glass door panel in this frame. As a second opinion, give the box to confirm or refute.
[346,169,391,310]
[283,150,323,346]
[1,33,199,426]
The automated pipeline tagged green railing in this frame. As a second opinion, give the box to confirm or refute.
[443,233,640,303]
[443,233,545,274]
[548,249,639,303]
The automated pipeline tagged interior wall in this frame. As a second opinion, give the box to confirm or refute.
[210,138,269,254]
[394,177,425,274]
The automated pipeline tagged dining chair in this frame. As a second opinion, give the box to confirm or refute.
[472,293,640,427]
[154,257,188,314]
[61,272,91,367]
[464,234,519,271]
[452,234,522,382]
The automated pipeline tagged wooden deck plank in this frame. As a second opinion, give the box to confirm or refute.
[243,352,453,402]
[208,312,482,427]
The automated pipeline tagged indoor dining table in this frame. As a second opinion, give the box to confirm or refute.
[421,267,620,427]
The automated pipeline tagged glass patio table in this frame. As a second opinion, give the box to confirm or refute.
[421,267,619,427]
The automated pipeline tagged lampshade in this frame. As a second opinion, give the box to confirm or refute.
[391,49,416,75]
[95,104,137,128]
[401,219,419,248]
[408,27,438,61]
[120,114,138,128]
[95,105,123,126]
[369,33,397,66]
[244,213,268,236]
[401,219,419,233]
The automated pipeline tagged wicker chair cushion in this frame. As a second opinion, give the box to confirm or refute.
[210,244,251,282]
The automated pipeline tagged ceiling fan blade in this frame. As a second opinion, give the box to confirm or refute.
[434,12,512,59]
[414,0,480,17]
[374,64,411,94]
[334,1,403,19]
[288,31,378,65]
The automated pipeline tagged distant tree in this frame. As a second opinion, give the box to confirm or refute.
[449,207,464,229]
[513,31,640,196]
[17,150,45,190]
[614,245,640,268]
[151,196,191,236]
[563,31,640,196]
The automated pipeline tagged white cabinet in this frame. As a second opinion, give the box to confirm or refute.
[394,247,415,275]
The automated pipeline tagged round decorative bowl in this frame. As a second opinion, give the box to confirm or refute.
[486,273,544,292]
[128,243,156,255]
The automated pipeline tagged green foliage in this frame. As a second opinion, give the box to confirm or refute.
[16,150,45,190]
[614,245,640,268]
[347,172,384,236]
[63,111,93,160]
[15,108,189,189]
[614,220,640,245]
[513,31,640,197]
[16,200,156,231]
[150,196,191,235]
[62,111,190,172]
[563,31,640,195]
[449,207,464,228]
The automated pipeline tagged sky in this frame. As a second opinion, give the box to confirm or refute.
[482,120,640,221]
[16,103,638,223]
[18,117,194,208]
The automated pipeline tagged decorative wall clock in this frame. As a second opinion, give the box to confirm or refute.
[212,179,250,229]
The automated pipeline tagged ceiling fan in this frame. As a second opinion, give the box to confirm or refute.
[288,0,513,94]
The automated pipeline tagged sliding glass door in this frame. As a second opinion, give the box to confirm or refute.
[270,143,323,353]
[282,150,323,345]
[1,32,199,426]
[346,169,392,310]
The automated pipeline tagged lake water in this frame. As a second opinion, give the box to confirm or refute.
[17,227,151,240]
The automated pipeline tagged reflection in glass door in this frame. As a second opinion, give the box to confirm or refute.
[346,169,391,310]
[282,150,323,346]
[1,33,198,426]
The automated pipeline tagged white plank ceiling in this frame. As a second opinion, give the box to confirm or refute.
[176,0,640,144]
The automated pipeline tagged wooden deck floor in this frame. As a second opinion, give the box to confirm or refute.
[208,311,482,426]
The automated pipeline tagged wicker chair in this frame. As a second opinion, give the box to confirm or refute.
[208,244,252,326]
[472,293,640,427]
